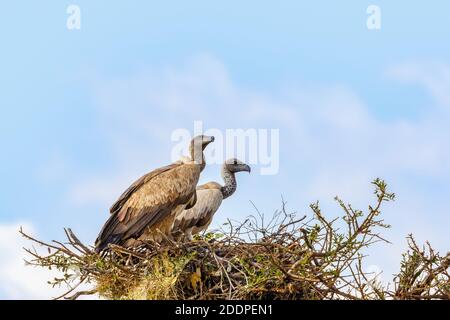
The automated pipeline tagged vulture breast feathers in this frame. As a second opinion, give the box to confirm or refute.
[94,135,214,252]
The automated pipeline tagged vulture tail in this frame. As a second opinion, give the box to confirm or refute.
[94,213,123,253]
[94,233,123,253]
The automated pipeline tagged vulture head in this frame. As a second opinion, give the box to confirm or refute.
[189,135,215,164]
[220,158,250,199]
[225,158,251,174]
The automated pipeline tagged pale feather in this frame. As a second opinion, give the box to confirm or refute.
[172,185,223,239]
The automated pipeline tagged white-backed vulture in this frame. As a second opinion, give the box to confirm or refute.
[94,135,215,252]
[172,158,250,240]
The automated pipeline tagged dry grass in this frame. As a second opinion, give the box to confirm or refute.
[21,179,449,300]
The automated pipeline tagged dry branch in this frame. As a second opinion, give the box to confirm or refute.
[20,179,449,300]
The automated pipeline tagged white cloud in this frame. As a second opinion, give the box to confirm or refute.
[386,61,450,108]
[69,175,129,207]
[78,54,450,211]
[0,222,96,299]
[0,222,62,299]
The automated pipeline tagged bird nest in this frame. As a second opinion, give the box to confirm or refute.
[21,179,450,300]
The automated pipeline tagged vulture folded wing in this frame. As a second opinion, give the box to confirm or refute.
[173,185,223,236]
[109,163,179,215]
[95,162,199,252]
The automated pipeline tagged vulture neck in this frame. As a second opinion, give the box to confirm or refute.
[220,166,236,199]
[189,145,206,171]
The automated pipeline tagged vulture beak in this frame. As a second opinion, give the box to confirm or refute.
[203,135,215,146]
[244,164,251,173]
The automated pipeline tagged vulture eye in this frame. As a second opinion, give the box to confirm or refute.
[234,160,238,165]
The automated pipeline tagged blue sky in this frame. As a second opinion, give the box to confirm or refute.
[1,1,449,298]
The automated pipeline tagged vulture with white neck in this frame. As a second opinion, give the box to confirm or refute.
[172,158,251,240]
[94,135,215,252]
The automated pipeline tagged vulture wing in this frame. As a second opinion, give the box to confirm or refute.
[95,162,199,252]
[172,183,223,237]
[109,163,177,215]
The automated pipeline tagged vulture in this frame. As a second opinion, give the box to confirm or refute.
[94,135,215,252]
[172,158,250,240]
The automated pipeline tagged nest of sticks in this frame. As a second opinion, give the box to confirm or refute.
[21,179,450,300]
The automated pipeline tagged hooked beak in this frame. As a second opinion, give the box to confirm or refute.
[243,164,251,173]
[202,135,215,146]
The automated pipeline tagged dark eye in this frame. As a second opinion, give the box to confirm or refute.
[234,160,237,165]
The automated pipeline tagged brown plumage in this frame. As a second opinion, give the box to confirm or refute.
[172,158,250,240]
[94,135,214,252]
